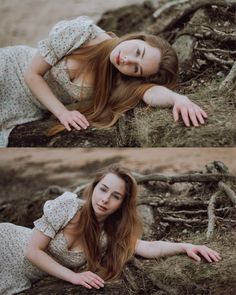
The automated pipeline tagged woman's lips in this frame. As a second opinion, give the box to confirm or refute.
[97,204,107,211]
[116,52,120,65]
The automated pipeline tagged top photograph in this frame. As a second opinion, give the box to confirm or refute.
[1,0,236,147]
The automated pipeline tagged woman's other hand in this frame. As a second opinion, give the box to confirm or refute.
[70,271,105,289]
[172,96,207,127]
[58,110,90,131]
[182,243,221,262]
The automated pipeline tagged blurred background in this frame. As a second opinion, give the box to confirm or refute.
[0,0,153,46]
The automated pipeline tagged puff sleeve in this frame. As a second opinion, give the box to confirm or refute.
[37,15,105,66]
[33,192,84,238]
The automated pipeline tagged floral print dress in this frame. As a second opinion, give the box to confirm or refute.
[0,16,105,147]
[0,192,107,295]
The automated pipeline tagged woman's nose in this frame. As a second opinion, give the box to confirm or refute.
[101,194,109,203]
[122,56,135,65]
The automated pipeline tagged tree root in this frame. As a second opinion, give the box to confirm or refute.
[218,181,236,206]
[196,47,236,55]
[149,0,236,34]
[207,181,236,240]
[136,173,236,184]
[180,25,236,43]
[203,52,234,66]
[164,207,232,216]
[219,61,236,94]
[162,216,207,225]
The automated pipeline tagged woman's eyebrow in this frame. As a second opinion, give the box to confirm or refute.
[142,47,145,59]
[140,47,145,76]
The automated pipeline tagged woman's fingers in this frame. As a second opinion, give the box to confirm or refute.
[180,107,190,127]
[199,250,213,262]
[89,272,105,283]
[189,246,222,263]
[59,110,90,131]
[198,247,221,262]
[188,251,201,262]
[82,281,93,289]
[69,120,81,131]
[188,107,199,127]
[172,105,179,122]
[75,112,90,127]
[177,104,207,127]
[63,121,71,132]
[87,279,104,289]
[83,273,104,289]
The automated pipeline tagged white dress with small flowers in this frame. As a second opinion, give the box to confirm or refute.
[0,16,105,147]
[0,192,96,295]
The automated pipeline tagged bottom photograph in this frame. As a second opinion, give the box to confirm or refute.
[0,148,235,295]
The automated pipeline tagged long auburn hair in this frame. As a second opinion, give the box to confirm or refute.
[48,32,178,136]
[70,164,142,280]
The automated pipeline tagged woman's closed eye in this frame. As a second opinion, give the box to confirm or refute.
[134,64,139,74]
[136,48,141,57]
[100,187,107,193]
[113,194,121,200]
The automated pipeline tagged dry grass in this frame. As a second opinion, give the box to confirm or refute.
[132,81,236,147]
[143,231,236,295]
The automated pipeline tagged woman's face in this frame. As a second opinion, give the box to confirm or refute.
[110,39,161,77]
[92,173,126,222]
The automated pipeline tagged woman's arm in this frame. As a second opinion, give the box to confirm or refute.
[135,240,221,262]
[24,53,89,131]
[26,228,104,289]
[142,85,207,127]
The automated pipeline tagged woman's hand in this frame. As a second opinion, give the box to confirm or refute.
[172,95,207,127]
[58,110,90,131]
[70,271,105,289]
[182,243,221,263]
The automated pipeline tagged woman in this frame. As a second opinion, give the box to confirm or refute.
[0,16,207,147]
[0,164,221,294]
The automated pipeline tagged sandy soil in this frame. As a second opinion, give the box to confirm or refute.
[0,0,152,46]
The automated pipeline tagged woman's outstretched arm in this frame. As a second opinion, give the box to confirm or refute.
[24,53,89,131]
[135,240,221,262]
[142,85,207,127]
[26,228,104,289]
